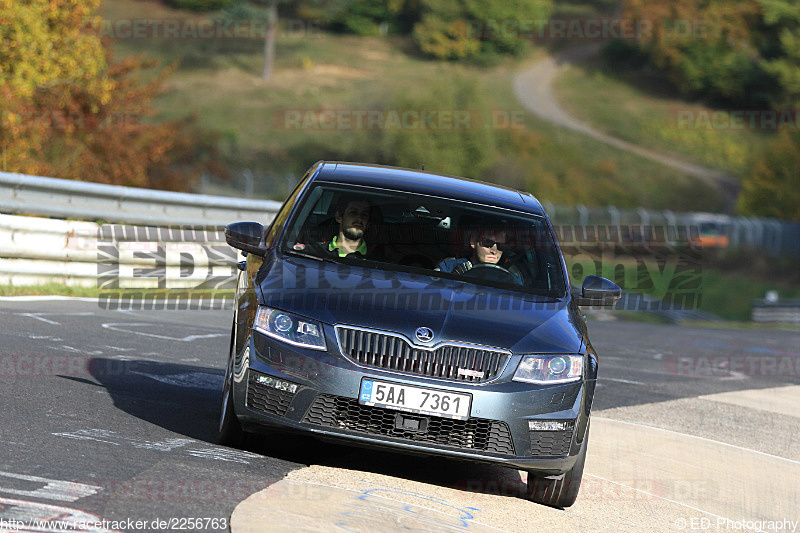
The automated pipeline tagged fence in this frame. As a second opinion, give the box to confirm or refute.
[544,203,799,256]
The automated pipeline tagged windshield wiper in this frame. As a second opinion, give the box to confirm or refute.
[284,249,332,263]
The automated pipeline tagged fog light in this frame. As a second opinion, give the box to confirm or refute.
[528,420,575,431]
[255,374,298,394]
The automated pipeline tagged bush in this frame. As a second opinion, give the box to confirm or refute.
[413,0,554,60]
[412,15,481,59]
[352,75,497,178]
[738,130,800,221]
[165,0,231,11]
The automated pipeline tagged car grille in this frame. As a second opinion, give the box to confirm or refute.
[336,327,509,383]
[302,394,515,456]
[529,430,573,457]
[246,372,295,417]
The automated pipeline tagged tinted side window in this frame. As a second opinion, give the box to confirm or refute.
[263,173,308,248]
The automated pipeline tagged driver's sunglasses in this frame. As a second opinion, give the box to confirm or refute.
[478,238,508,251]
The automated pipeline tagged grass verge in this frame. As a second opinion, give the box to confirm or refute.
[699,268,800,322]
[0,285,234,301]
[554,61,773,177]
[98,0,719,211]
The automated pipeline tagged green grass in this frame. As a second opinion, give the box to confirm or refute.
[98,0,720,211]
[0,284,102,297]
[679,320,799,332]
[699,269,800,321]
[0,284,234,299]
[554,63,773,177]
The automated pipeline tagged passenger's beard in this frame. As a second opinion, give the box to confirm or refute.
[343,227,363,241]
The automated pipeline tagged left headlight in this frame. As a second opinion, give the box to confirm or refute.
[513,355,583,384]
[254,306,326,351]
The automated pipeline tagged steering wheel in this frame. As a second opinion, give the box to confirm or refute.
[461,263,523,286]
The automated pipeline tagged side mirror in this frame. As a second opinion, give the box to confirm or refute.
[225,221,265,256]
[574,275,621,307]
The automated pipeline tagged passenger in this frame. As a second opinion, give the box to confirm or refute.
[326,196,372,258]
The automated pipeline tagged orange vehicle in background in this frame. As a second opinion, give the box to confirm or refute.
[690,214,730,249]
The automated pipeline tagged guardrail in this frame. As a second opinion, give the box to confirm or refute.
[1,171,798,315]
[0,171,282,227]
[751,299,800,324]
[0,214,239,288]
[544,204,799,256]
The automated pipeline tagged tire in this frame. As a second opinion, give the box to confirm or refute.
[526,423,589,508]
[217,334,244,447]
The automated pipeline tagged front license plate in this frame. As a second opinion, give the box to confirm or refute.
[359,379,472,420]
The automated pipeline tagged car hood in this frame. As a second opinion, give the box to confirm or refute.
[258,256,584,354]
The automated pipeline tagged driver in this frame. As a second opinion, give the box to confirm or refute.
[436,228,523,284]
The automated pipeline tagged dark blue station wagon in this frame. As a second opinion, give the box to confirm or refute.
[220,161,620,507]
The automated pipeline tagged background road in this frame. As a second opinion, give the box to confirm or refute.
[0,299,797,532]
[512,46,741,210]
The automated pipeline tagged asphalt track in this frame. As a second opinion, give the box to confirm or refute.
[0,298,798,532]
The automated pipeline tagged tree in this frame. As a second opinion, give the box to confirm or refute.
[738,130,800,221]
[0,0,110,174]
[223,0,283,80]
[737,3,800,221]
[621,0,768,106]
[0,0,226,189]
[758,0,800,108]
[412,0,553,60]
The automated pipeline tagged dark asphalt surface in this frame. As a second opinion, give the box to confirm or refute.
[0,299,797,532]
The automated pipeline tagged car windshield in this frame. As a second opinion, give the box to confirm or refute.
[280,184,567,298]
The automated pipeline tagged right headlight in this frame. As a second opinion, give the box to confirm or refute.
[513,355,583,384]
[253,306,326,351]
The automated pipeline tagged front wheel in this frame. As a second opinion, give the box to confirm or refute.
[218,340,244,447]
[526,423,589,508]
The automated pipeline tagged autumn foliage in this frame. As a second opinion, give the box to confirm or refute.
[0,0,225,190]
[621,0,800,220]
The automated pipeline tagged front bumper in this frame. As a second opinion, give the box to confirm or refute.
[232,330,594,474]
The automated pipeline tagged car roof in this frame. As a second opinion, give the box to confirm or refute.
[313,161,545,216]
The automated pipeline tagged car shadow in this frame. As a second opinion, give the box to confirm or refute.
[85,357,357,463]
[86,356,530,502]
